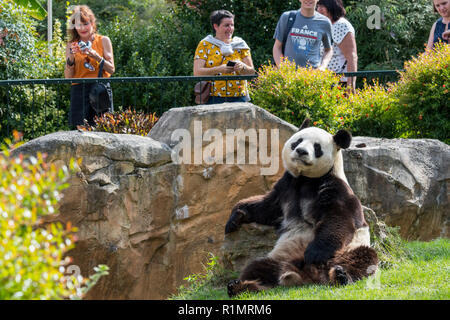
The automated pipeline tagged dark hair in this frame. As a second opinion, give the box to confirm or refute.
[210,10,234,32]
[317,0,346,22]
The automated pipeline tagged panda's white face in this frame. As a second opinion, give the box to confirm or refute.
[282,127,338,178]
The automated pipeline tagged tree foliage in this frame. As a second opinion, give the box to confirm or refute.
[344,0,436,70]
[0,1,68,141]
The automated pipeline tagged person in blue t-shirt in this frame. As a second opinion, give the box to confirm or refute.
[273,0,333,70]
[426,0,450,50]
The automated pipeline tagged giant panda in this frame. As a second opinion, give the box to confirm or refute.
[225,119,378,297]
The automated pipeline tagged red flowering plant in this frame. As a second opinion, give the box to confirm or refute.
[249,58,345,133]
[250,50,449,143]
[336,80,402,138]
[393,43,450,143]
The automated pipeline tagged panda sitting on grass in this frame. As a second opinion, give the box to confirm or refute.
[225,119,378,297]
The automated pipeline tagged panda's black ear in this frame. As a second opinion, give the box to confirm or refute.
[298,118,311,131]
[333,130,352,149]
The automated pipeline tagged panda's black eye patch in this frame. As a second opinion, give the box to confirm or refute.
[314,143,323,158]
[291,138,303,150]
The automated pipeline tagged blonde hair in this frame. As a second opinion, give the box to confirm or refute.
[67,5,97,42]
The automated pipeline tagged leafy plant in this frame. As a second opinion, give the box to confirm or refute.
[393,43,450,143]
[337,80,401,138]
[171,253,238,300]
[344,0,436,70]
[249,49,449,142]
[250,58,346,133]
[0,132,108,299]
[78,109,159,136]
[0,1,68,141]
[11,0,47,20]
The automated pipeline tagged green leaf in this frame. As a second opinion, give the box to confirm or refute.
[13,0,47,20]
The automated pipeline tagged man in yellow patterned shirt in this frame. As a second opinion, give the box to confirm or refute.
[193,10,255,104]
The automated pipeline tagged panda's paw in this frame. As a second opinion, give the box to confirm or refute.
[225,208,246,234]
[279,271,302,287]
[227,279,263,297]
[227,280,242,297]
[333,265,351,286]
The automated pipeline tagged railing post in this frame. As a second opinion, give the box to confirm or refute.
[32,84,35,137]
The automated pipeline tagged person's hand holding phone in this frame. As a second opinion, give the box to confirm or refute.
[443,30,450,42]
[231,60,246,73]
[217,61,235,74]
[69,42,81,55]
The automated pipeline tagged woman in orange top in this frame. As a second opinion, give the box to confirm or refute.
[64,5,115,128]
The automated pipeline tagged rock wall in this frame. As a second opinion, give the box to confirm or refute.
[12,103,449,299]
[13,103,296,299]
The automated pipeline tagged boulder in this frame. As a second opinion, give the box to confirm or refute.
[12,103,297,299]
[13,131,179,299]
[344,137,449,240]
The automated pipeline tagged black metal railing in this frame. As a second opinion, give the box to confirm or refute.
[0,71,401,141]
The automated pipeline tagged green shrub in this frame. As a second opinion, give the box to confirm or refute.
[172,0,299,68]
[0,133,108,299]
[0,1,68,141]
[338,80,401,138]
[99,7,202,111]
[393,43,450,143]
[250,59,346,133]
[250,49,449,142]
[79,109,159,136]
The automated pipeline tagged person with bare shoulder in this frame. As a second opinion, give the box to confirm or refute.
[65,5,115,128]
[426,0,450,50]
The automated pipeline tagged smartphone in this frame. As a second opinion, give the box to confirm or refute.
[226,61,236,67]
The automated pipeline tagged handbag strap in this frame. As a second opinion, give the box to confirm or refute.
[97,58,105,78]
[282,11,297,55]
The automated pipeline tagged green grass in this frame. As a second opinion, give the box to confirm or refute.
[171,239,450,300]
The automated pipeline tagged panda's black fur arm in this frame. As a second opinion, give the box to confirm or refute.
[304,175,360,265]
[224,172,292,234]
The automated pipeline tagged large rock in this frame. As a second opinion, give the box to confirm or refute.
[12,103,297,299]
[344,137,449,240]
[13,131,180,299]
